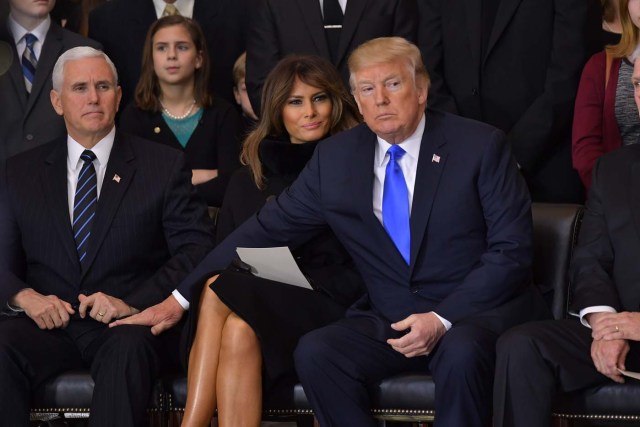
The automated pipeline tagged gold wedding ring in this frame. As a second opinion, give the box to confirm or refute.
[97,312,105,317]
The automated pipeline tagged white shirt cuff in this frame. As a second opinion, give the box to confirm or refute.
[433,312,452,331]
[578,306,616,328]
[172,289,190,310]
[5,302,24,313]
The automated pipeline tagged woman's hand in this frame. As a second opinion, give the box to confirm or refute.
[192,169,218,185]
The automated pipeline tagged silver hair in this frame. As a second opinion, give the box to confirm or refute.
[51,46,118,91]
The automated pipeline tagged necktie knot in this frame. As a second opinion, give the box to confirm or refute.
[80,150,97,164]
[23,33,37,48]
[162,4,180,16]
[387,144,406,162]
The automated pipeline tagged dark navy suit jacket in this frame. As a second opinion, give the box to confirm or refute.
[0,132,215,311]
[178,109,542,336]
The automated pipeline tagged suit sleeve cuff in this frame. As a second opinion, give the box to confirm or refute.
[432,312,452,331]
[578,306,616,328]
[172,290,190,310]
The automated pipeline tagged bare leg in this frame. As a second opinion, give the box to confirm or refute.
[216,313,262,427]
[182,275,231,427]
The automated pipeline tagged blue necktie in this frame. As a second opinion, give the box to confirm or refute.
[73,150,98,265]
[382,145,410,264]
[21,33,38,94]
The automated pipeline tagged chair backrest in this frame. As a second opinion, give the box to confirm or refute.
[531,203,584,320]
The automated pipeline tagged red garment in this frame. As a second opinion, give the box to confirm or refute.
[572,51,622,190]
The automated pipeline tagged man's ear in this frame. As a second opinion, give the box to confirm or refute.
[50,89,64,116]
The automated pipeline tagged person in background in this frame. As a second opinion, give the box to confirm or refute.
[245,0,418,114]
[232,52,258,139]
[601,0,622,46]
[0,0,100,162]
[573,0,640,192]
[178,54,363,427]
[89,0,251,109]
[119,15,240,207]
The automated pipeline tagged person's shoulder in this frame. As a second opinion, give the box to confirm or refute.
[51,22,101,50]
[204,96,238,118]
[318,123,372,150]
[429,108,503,139]
[117,130,183,162]
[5,138,63,177]
[597,143,640,170]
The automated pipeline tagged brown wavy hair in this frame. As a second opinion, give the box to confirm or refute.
[607,0,639,58]
[241,55,360,188]
[134,15,212,111]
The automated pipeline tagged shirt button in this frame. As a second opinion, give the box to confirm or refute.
[25,134,34,141]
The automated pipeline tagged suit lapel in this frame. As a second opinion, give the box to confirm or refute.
[25,23,63,116]
[351,127,381,231]
[463,0,482,74]
[80,132,136,278]
[41,140,80,270]
[484,0,523,63]
[297,0,331,58]
[336,0,367,67]
[409,111,448,273]
[6,42,28,110]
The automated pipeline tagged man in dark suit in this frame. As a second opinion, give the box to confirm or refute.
[88,0,250,109]
[117,37,547,426]
[418,0,601,203]
[0,47,215,426]
[493,53,640,427]
[246,0,418,114]
[0,0,101,163]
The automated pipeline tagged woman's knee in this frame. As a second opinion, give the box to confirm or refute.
[220,314,259,356]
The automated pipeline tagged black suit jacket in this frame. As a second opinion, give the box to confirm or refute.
[570,145,640,313]
[419,0,601,202]
[0,22,101,162]
[178,110,546,337]
[119,98,242,206]
[88,0,250,108]
[246,0,418,113]
[0,132,215,310]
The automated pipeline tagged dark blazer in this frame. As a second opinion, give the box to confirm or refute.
[570,145,640,314]
[178,109,542,335]
[419,0,601,203]
[88,0,250,108]
[119,98,241,206]
[0,22,101,162]
[0,132,216,311]
[245,0,418,113]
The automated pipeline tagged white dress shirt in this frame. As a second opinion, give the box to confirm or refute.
[8,14,50,61]
[152,0,195,18]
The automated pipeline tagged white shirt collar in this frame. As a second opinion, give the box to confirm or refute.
[375,113,426,166]
[8,14,50,48]
[67,126,116,171]
[152,0,195,18]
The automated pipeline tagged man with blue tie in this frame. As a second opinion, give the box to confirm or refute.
[118,37,548,426]
[0,0,101,163]
[0,47,215,426]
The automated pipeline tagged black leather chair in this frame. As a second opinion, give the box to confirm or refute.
[164,203,585,426]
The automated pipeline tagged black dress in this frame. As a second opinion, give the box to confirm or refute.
[212,138,365,405]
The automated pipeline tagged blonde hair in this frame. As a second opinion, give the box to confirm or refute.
[348,37,430,91]
[241,55,360,188]
[608,0,639,58]
[232,52,247,86]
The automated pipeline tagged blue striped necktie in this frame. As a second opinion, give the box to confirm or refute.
[73,150,98,265]
[382,145,410,264]
[21,33,38,94]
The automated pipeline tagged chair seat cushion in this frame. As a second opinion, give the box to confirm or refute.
[554,382,640,418]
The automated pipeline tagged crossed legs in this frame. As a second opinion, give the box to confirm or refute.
[181,275,263,427]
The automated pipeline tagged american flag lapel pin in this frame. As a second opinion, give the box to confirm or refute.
[432,154,441,163]
[113,174,121,183]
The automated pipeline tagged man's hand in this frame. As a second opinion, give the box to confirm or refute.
[78,292,138,324]
[10,288,74,330]
[109,295,185,336]
[591,312,640,342]
[387,312,446,357]
[590,337,629,383]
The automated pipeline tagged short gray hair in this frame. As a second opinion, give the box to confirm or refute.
[52,46,118,91]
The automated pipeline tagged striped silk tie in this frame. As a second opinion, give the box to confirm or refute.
[73,150,98,265]
[162,4,180,16]
[21,33,38,94]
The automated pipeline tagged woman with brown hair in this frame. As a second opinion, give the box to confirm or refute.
[119,15,240,206]
[181,55,363,427]
[572,0,640,191]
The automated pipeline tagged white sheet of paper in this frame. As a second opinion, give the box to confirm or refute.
[236,247,313,290]
[618,368,640,380]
